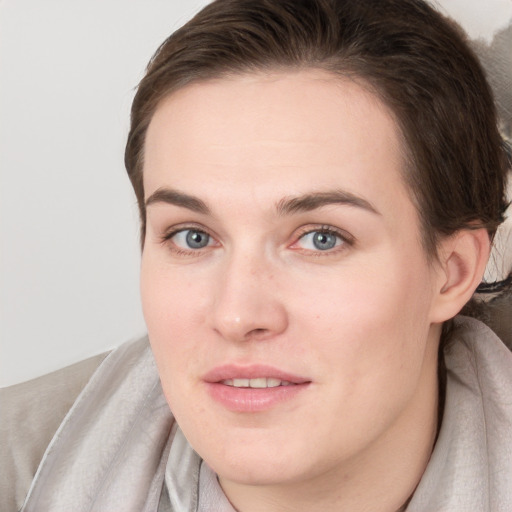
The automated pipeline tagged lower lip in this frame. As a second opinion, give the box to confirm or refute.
[206,382,309,412]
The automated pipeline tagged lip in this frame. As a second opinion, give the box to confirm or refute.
[203,364,310,384]
[203,364,311,412]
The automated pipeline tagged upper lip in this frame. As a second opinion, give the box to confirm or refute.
[203,364,310,384]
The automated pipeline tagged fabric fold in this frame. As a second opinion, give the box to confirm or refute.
[20,336,174,512]
[407,317,512,511]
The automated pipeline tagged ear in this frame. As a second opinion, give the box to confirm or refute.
[430,228,491,323]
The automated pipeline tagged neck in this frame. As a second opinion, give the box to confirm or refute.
[220,331,441,512]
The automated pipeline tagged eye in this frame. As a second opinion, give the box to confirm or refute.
[169,229,214,250]
[293,228,350,252]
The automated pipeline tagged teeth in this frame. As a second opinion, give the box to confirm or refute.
[249,377,267,388]
[221,378,295,388]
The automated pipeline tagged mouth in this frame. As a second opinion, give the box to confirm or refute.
[204,365,311,412]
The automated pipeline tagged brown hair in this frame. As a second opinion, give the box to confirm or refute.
[125,0,508,258]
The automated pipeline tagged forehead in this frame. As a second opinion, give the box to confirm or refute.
[143,70,411,219]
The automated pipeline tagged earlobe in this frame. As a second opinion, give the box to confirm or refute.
[430,228,491,323]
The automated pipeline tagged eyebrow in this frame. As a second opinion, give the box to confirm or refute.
[276,190,380,216]
[145,187,380,217]
[145,188,210,214]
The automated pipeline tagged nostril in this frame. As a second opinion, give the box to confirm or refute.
[245,328,269,339]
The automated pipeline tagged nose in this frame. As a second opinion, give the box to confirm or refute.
[209,252,288,343]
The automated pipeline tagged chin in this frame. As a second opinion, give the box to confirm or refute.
[189,424,324,486]
[209,453,308,487]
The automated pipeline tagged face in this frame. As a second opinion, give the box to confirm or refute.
[141,71,443,489]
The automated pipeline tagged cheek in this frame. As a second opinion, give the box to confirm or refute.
[141,252,206,329]
[303,269,434,441]
[140,255,207,388]
[294,250,432,333]
[294,251,436,382]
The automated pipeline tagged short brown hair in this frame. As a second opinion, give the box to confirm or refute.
[125,0,508,256]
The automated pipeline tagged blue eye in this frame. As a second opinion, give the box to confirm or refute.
[171,229,212,249]
[297,230,343,251]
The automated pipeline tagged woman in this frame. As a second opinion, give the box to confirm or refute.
[3,0,511,510]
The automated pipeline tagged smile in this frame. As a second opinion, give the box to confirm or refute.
[204,365,310,412]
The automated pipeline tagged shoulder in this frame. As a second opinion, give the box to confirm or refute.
[0,351,109,512]
[15,336,172,511]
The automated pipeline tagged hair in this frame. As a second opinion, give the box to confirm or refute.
[125,0,509,288]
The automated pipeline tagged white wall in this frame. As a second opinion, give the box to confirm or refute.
[434,0,511,42]
[1,0,511,386]
[0,0,210,386]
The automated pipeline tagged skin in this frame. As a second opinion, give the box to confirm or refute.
[140,70,456,512]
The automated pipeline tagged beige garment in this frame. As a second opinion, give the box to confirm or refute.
[0,351,108,512]
[16,335,173,512]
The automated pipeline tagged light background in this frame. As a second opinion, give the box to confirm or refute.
[1,0,511,386]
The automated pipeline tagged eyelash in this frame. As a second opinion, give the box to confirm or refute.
[160,224,354,257]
